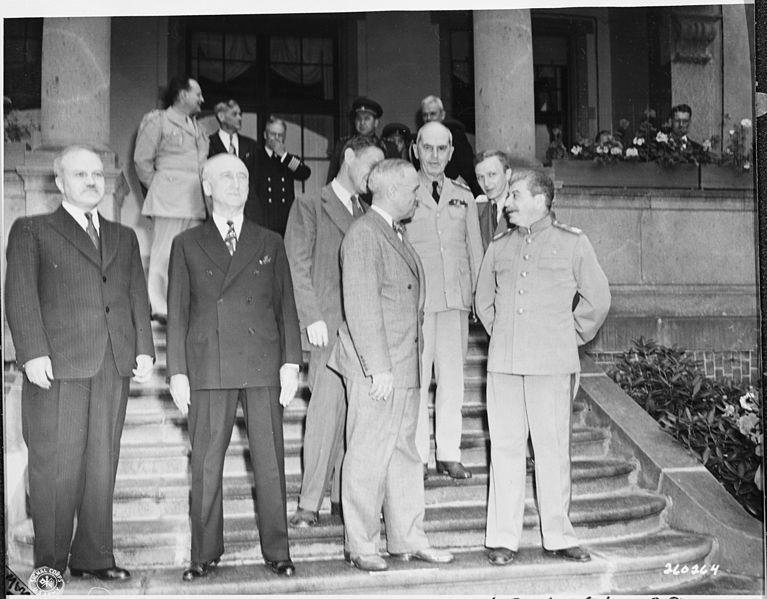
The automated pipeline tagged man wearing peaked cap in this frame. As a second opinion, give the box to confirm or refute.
[326,96,385,184]
[382,122,412,161]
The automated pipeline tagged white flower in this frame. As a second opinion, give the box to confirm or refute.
[655,132,669,144]
[741,118,752,128]
[611,147,622,156]
[723,404,736,418]
[729,129,735,136]
[625,147,639,158]
[738,413,759,436]
[702,139,712,151]
[633,137,645,147]
[744,161,751,171]
[740,393,757,411]
[570,145,582,156]
[756,464,763,491]
[596,146,605,154]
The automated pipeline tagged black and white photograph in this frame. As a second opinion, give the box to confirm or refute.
[2,0,763,596]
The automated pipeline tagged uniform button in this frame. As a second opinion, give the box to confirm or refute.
[517,308,524,314]
[102,276,107,282]
[281,199,285,203]
[105,306,110,313]
[268,199,272,203]
[281,177,285,182]
[217,299,223,305]
[248,327,256,335]
[206,269,213,277]
[521,271,528,277]
[526,237,532,244]
[523,254,530,260]
[267,177,272,181]
[407,284,412,290]
[247,297,253,304]
[518,289,525,295]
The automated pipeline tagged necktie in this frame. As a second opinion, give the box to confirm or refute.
[432,181,440,202]
[392,221,405,241]
[225,220,237,255]
[228,134,236,155]
[351,195,362,218]
[84,212,100,250]
[490,201,498,228]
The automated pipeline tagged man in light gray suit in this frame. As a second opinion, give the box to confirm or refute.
[328,159,454,572]
[285,136,384,527]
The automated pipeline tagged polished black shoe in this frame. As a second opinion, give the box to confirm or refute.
[544,546,591,562]
[436,460,472,479]
[423,463,429,480]
[181,558,220,581]
[265,559,295,576]
[69,566,131,581]
[487,547,517,566]
[331,501,343,517]
[526,456,535,473]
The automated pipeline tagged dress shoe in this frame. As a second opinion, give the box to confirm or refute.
[544,546,591,562]
[526,457,535,473]
[150,313,167,326]
[265,558,295,576]
[487,547,517,566]
[345,553,388,571]
[436,460,472,479]
[331,501,343,517]
[423,463,429,480]
[69,566,131,581]
[289,507,319,527]
[181,558,220,581]
[389,547,454,563]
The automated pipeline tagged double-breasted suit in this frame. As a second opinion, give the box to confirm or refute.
[475,214,611,552]
[254,148,311,236]
[166,218,301,564]
[406,173,483,465]
[328,209,430,557]
[5,206,154,573]
[208,131,259,215]
[284,184,364,512]
[134,106,209,317]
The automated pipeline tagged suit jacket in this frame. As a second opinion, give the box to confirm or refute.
[5,206,155,378]
[328,210,425,388]
[475,214,611,375]
[476,195,510,251]
[208,131,260,220]
[253,148,311,236]
[406,173,484,313]
[166,218,302,390]
[134,106,209,219]
[284,184,363,351]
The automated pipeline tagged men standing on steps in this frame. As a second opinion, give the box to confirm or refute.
[5,145,155,581]
[285,135,384,527]
[408,121,483,480]
[475,169,611,566]
[167,153,301,580]
[328,158,454,572]
[134,75,209,324]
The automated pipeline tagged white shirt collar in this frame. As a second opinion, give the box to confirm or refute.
[330,178,354,214]
[218,129,238,153]
[370,204,394,227]
[62,201,100,233]
[211,212,244,241]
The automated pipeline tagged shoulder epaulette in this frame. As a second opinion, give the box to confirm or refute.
[552,220,583,235]
[137,109,164,136]
[450,178,471,192]
[491,228,514,243]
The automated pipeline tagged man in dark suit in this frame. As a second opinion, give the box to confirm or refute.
[284,135,384,528]
[167,153,302,580]
[208,99,259,215]
[5,145,155,580]
[327,159,454,572]
[254,115,311,236]
[474,149,513,250]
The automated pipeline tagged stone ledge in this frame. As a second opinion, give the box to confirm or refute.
[578,359,764,577]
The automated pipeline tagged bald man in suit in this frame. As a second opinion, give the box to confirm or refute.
[5,145,154,580]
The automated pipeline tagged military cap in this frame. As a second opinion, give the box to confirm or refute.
[351,96,383,119]
[382,122,411,140]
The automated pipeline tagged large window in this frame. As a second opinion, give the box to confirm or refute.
[4,18,43,110]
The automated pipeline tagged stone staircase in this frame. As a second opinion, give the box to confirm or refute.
[8,323,744,594]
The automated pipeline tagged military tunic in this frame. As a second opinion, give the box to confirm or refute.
[474,212,610,553]
[254,148,311,237]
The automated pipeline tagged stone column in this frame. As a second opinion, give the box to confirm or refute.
[668,6,723,142]
[41,17,111,148]
[473,10,536,162]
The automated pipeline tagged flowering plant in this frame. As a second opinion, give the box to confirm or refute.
[3,96,40,144]
[721,117,753,172]
[569,133,624,165]
[723,387,763,490]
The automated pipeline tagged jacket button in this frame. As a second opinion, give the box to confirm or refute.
[521,271,528,277]
[518,289,526,295]
[105,306,110,313]
[523,254,530,260]
[526,238,532,244]
[206,270,213,277]
[517,308,524,314]
[248,327,256,335]
[247,297,253,304]
[407,284,412,290]
[102,276,107,282]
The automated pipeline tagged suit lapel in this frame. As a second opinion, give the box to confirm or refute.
[197,220,231,275]
[320,185,355,234]
[369,211,419,278]
[223,219,265,291]
[210,133,225,155]
[48,206,102,266]
[99,215,119,270]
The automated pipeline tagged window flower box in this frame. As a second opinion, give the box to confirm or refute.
[552,159,699,189]
[700,164,754,190]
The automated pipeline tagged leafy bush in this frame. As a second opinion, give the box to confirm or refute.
[608,338,763,520]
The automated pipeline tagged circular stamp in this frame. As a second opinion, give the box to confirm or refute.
[27,566,65,595]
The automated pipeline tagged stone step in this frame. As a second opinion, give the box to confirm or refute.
[111,459,636,520]
[116,424,611,479]
[10,492,669,569]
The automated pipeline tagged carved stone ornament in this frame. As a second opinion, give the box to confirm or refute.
[671,12,720,65]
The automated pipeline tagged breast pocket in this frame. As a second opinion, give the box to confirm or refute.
[162,127,183,147]
[447,203,467,220]
[538,257,572,282]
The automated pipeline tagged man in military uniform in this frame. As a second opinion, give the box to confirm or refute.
[326,96,384,185]
[408,121,483,480]
[253,115,311,236]
[474,169,611,566]
[134,75,209,323]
